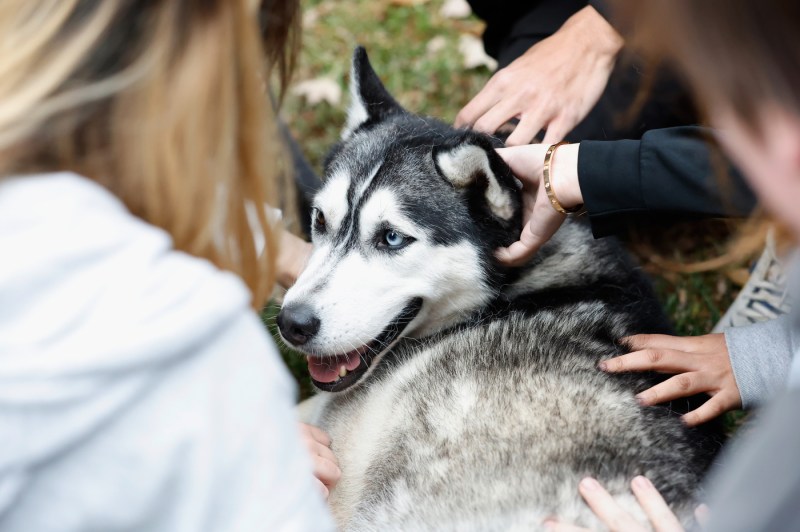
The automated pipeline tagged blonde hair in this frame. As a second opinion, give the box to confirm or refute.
[0,0,299,306]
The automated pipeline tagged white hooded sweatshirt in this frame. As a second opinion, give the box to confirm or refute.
[0,173,333,531]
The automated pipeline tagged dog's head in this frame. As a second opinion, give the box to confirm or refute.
[278,47,522,392]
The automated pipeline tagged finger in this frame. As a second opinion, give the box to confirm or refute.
[694,503,710,528]
[496,203,564,266]
[543,520,591,531]
[313,455,342,487]
[495,145,549,185]
[495,241,536,266]
[541,114,576,145]
[495,243,528,265]
[505,111,549,147]
[630,476,684,532]
[314,477,329,499]
[455,84,502,128]
[622,334,707,353]
[578,477,645,532]
[636,372,710,407]
[682,394,731,426]
[309,439,339,467]
[600,348,698,374]
[521,192,536,228]
[304,423,332,446]
[472,100,519,135]
[494,147,540,185]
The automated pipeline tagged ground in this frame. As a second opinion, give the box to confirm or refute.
[268,0,754,430]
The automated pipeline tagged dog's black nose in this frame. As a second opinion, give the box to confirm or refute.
[277,304,320,346]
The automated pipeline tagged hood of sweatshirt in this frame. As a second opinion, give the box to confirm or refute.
[0,172,256,489]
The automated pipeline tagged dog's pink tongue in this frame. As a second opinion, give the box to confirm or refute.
[307,351,363,383]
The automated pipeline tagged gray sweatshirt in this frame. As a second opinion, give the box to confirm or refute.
[724,315,797,408]
[700,277,800,531]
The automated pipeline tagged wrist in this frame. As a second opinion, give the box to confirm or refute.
[568,6,624,57]
[550,143,583,209]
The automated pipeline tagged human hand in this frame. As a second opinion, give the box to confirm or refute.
[277,230,312,288]
[544,476,708,531]
[600,333,742,426]
[299,423,340,499]
[455,6,624,146]
[494,143,582,266]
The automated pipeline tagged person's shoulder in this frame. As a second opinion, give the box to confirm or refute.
[0,171,172,258]
[0,172,260,369]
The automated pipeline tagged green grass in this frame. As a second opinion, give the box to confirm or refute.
[282,0,489,169]
[271,1,753,433]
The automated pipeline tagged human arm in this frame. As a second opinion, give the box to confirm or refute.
[455,5,624,146]
[495,127,756,265]
[722,316,794,408]
[579,127,755,237]
[599,333,741,426]
[494,142,581,266]
[598,315,796,425]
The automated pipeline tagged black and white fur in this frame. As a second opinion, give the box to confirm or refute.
[279,48,722,531]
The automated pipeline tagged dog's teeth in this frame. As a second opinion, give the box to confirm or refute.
[339,366,347,378]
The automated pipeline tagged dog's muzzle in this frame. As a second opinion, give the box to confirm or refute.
[278,298,423,392]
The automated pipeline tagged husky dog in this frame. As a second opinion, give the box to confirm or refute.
[278,48,722,531]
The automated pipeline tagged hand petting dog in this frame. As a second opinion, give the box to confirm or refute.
[600,333,742,426]
[494,144,742,426]
[299,423,340,499]
[544,476,710,531]
[455,6,623,146]
[494,143,582,266]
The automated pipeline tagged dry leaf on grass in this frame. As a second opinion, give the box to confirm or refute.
[302,1,336,29]
[389,0,429,6]
[678,288,688,306]
[458,34,497,70]
[303,7,319,29]
[726,268,751,287]
[426,35,447,55]
[291,77,342,106]
[440,0,471,19]
[716,278,729,298]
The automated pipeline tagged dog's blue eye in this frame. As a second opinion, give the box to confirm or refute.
[384,230,404,247]
[381,229,411,249]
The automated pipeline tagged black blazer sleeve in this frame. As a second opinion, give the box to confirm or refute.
[577,126,757,238]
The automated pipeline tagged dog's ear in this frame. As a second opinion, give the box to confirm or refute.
[434,140,518,221]
[342,47,406,139]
